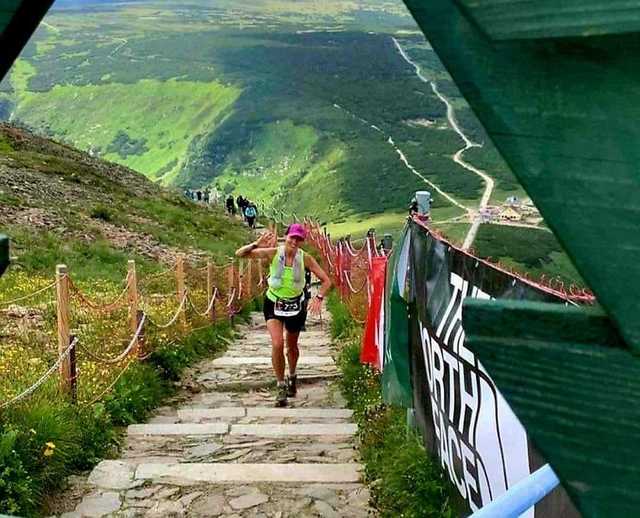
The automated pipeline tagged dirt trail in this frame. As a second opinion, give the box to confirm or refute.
[392,37,495,249]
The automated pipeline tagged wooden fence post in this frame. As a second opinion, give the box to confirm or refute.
[246,259,253,299]
[127,260,139,354]
[207,260,216,323]
[238,260,244,300]
[56,264,73,396]
[176,253,186,326]
[227,262,235,322]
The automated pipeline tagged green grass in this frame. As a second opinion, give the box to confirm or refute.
[216,120,320,203]
[0,134,14,154]
[12,76,240,183]
[327,206,466,240]
[128,197,250,259]
[4,224,156,283]
[434,222,471,246]
[0,323,233,517]
[327,211,408,239]
[327,294,457,517]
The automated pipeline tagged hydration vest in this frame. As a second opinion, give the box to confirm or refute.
[268,246,305,292]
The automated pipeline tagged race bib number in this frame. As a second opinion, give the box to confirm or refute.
[274,296,302,317]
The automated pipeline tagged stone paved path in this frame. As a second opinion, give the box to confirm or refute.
[58,313,371,517]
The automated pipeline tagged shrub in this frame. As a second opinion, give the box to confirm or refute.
[326,292,353,340]
[104,363,167,426]
[0,429,37,516]
[89,204,114,223]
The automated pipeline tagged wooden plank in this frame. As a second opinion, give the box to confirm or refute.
[463,298,640,515]
[403,0,640,352]
[457,0,640,40]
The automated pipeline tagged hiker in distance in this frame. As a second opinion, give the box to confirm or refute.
[235,224,331,407]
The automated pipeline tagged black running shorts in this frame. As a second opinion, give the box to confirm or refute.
[263,295,307,333]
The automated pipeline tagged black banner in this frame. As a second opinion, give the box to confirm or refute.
[406,221,579,517]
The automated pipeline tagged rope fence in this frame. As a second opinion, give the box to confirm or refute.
[0,253,265,410]
[0,280,57,307]
[0,337,78,411]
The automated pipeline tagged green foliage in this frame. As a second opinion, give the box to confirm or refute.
[475,225,561,267]
[0,429,37,516]
[11,74,240,182]
[72,404,117,470]
[474,225,586,289]
[5,6,503,223]
[129,197,250,258]
[0,316,236,516]
[5,224,150,283]
[89,204,115,223]
[326,291,354,340]
[103,364,166,426]
[149,325,228,382]
[0,397,97,516]
[329,297,456,517]
[0,134,14,154]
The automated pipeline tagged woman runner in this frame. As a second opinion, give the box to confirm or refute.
[235,224,331,406]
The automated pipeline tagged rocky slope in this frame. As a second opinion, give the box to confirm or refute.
[0,123,250,272]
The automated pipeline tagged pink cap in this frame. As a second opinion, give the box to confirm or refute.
[287,223,307,239]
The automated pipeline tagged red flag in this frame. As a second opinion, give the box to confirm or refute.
[361,256,387,369]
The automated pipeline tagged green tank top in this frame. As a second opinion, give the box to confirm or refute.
[266,249,305,302]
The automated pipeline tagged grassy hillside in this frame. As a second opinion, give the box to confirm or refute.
[0,123,251,280]
[0,0,521,224]
[0,0,571,288]
[0,124,254,517]
[6,55,240,183]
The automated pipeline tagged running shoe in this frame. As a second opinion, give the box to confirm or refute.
[276,384,288,407]
[286,375,297,398]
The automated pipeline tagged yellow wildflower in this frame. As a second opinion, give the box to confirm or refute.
[43,441,56,457]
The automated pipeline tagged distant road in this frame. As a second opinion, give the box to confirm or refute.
[109,38,128,59]
[332,103,470,213]
[392,37,495,250]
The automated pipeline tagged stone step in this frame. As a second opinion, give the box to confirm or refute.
[202,373,341,392]
[128,422,357,437]
[225,347,335,358]
[128,423,228,436]
[177,407,353,421]
[178,407,246,420]
[230,424,357,436]
[135,462,362,484]
[211,356,334,366]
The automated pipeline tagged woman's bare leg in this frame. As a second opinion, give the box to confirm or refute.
[285,331,300,376]
[267,319,285,382]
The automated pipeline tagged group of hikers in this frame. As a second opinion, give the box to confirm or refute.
[183,187,221,205]
[226,194,258,229]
